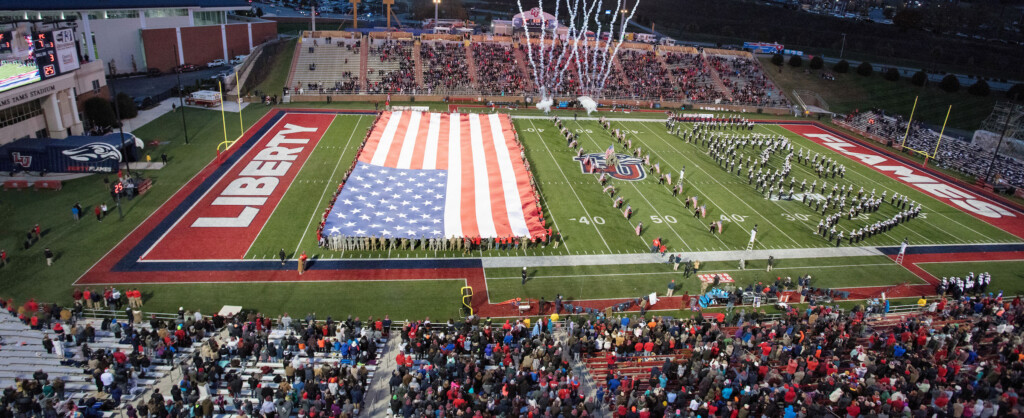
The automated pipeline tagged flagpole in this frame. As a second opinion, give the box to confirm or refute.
[236,71,244,138]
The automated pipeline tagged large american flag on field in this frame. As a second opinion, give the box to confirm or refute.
[323,111,545,239]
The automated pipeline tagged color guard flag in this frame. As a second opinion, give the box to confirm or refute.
[323,111,545,239]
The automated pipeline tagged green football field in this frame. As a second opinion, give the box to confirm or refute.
[245,114,1020,260]
[3,104,1022,320]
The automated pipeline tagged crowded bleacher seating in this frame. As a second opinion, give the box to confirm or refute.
[0,296,212,417]
[605,50,679,100]
[187,312,386,417]
[387,317,593,417]
[473,43,530,95]
[420,41,471,94]
[664,51,726,104]
[366,39,416,94]
[708,55,790,108]
[578,290,1022,417]
[844,110,1024,188]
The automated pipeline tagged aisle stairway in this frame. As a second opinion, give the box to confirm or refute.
[359,331,402,416]
[703,51,735,102]
[413,40,423,88]
[513,48,536,91]
[655,51,678,85]
[359,35,369,91]
[465,42,477,85]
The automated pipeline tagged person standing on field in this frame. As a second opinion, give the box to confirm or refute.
[298,252,308,275]
[44,247,54,266]
[280,248,287,265]
[767,256,775,272]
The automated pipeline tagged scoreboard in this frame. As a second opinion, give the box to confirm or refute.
[31,29,79,80]
[32,31,59,80]
[0,32,12,53]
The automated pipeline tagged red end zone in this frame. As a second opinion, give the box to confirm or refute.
[143,113,335,260]
[782,124,1024,239]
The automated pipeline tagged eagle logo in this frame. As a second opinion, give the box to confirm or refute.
[62,143,122,163]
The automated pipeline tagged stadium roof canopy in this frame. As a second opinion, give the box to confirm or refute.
[0,0,250,11]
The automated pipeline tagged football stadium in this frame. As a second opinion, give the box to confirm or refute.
[2,0,1024,416]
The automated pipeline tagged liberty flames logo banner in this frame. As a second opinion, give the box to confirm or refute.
[574,153,646,181]
[61,143,122,162]
[11,152,32,168]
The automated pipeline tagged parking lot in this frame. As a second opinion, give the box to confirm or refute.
[109,64,236,103]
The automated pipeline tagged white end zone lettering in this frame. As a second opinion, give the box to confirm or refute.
[782,124,1024,239]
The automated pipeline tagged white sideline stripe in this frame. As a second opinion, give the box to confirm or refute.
[369,111,403,166]
[443,113,463,237]
[395,111,422,169]
[422,113,441,169]
[469,114,497,238]
[212,197,267,206]
[488,113,529,237]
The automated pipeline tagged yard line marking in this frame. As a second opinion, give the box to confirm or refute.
[293,115,365,256]
[639,123,802,246]
[486,262,898,280]
[525,119,612,252]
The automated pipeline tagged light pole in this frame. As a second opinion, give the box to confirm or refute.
[840,33,846,59]
[172,44,189,145]
[983,98,1019,185]
[107,79,133,178]
[433,0,440,24]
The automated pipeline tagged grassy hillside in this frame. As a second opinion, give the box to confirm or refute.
[762,57,997,130]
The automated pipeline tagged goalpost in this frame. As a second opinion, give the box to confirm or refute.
[900,104,952,168]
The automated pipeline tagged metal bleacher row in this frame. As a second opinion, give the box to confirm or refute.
[0,311,207,417]
[292,37,362,93]
[205,328,387,416]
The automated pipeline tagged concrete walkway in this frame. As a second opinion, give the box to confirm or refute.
[121,97,250,132]
[0,172,92,182]
[120,162,166,171]
[362,331,402,416]
[480,245,884,268]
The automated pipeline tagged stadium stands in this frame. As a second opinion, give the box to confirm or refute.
[365,39,416,94]
[189,313,386,416]
[3,283,1023,417]
[843,110,1024,188]
[707,54,790,108]
[578,293,1021,417]
[291,36,362,94]
[0,298,209,417]
[386,317,593,416]
[664,51,726,104]
[472,42,531,95]
[283,33,792,109]
[419,41,472,94]
[605,50,678,100]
